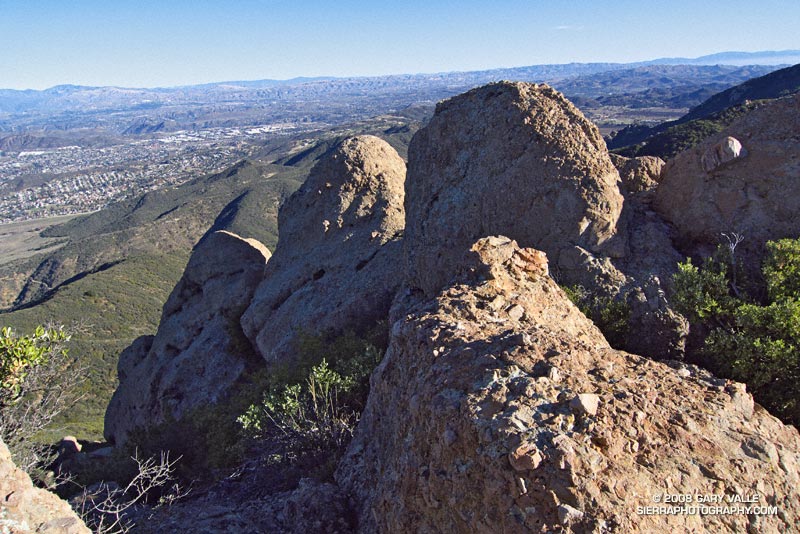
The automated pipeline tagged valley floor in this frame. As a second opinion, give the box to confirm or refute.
[0,214,82,265]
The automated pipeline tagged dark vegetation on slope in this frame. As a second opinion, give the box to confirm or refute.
[612,100,767,159]
[607,63,800,156]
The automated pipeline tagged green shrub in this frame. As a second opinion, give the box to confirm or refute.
[563,286,630,348]
[672,238,800,424]
[237,327,384,479]
[0,325,70,402]
[671,258,736,324]
[125,326,385,482]
[763,238,800,301]
[238,359,358,454]
[0,325,81,476]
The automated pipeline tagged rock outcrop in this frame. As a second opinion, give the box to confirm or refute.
[0,438,90,533]
[99,81,800,534]
[402,81,687,359]
[609,153,665,196]
[655,94,800,258]
[104,230,270,446]
[241,135,406,364]
[404,81,625,297]
[337,236,800,533]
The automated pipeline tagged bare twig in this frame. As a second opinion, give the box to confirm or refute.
[721,232,745,299]
[74,450,189,534]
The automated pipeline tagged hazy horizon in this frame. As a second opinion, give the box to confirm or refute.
[1,0,799,90]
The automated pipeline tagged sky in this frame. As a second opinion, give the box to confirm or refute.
[0,0,798,90]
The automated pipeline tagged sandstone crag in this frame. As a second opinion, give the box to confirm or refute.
[337,236,800,533]
[404,81,626,297]
[241,135,406,364]
[105,230,270,446]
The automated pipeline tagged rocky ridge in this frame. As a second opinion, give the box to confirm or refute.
[337,236,800,532]
[404,82,686,359]
[105,134,406,444]
[99,81,800,533]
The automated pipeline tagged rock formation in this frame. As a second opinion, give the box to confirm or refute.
[99,81,800,533]
[240,135,406,364]
[655,94,800,258]
[0,438,90,533]
[337,236,800,533]
[610,154,686,360]
[404,81,625,297]
[104,230,270,446]
[403,81,686,359]
[609,153,664,196]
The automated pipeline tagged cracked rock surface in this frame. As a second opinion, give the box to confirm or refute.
[337,236,800,533]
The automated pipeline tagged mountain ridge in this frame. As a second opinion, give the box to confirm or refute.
[2,49,797,94]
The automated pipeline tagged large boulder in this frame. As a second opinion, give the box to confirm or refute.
[0,438,90,533]
[654,94,800,258]
[337,236,800,533]
[241,135,406,364]
[105,230,270,446]
[404,81,625,297]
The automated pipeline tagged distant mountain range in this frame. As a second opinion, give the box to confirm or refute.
[3,49,798,96]
[646,49,800,66]
[1,51,793,149]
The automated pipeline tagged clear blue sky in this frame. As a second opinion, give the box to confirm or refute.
[0,0,798,90]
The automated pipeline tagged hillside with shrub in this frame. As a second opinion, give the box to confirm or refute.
[608,62,800,157]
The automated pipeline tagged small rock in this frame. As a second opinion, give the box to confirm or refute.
[557,504,584,525]
[489,295,506,311]
[516,477,528,495]
[508,443,543,471]
[548,366,561,383]
[727,382,755,419]
[59,436,82,455]
[569,393,600,416]
[506,304,525,322]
